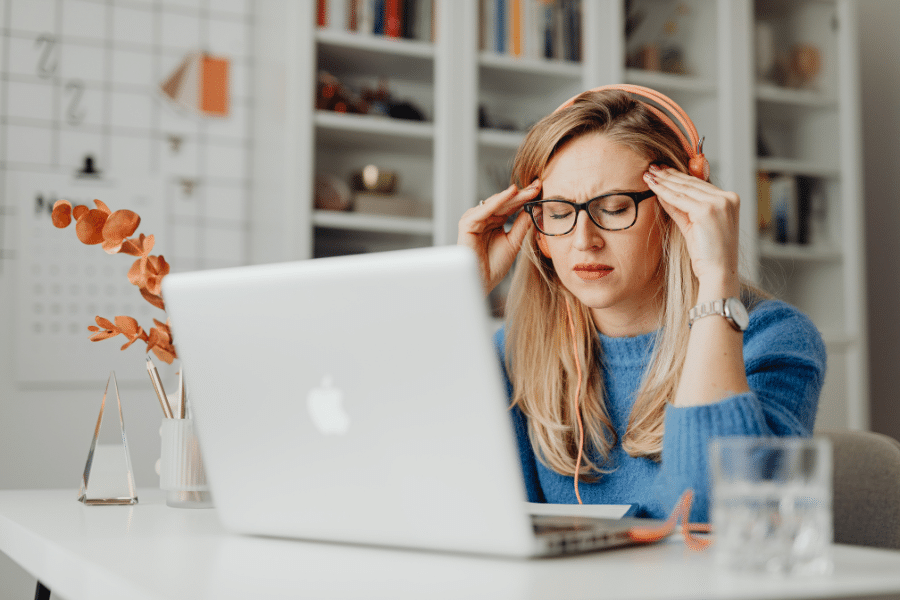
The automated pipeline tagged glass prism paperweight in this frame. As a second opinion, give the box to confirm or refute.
[77,371,139,505]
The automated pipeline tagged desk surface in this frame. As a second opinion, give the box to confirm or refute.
[4,489,900,600]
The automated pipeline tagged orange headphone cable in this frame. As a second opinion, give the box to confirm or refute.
[563,296,586,504]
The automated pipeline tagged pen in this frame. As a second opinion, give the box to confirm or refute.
[178,369,186,419]
[146,356,174,419]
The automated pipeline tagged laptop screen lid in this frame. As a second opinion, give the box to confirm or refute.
[162,245,544,556]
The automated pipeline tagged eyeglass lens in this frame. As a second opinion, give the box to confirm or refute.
[533,195,637,234]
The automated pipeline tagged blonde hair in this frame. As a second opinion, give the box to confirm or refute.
[505,90,762,479]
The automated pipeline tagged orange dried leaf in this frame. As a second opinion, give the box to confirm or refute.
[95,316,115,330]
[119,238,142,256]
[93,199,111,215]
[101,210,141,254]
[75,209,108,245]
[114,315,140,335]
[51,200,72,228]
[89,331,118,342]
[72,205,89,220]
[140,287,166,310]
[151,345,176,364]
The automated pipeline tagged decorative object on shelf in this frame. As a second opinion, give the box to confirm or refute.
[78,371,138,506]
[316,71,367,114]
[314,172,352,211]
[160,50,230,118]
[353,191,432,218]
[360,79,426,121]
[351,164,398,194]
[625,1,690,75]
[789,44,822,90]
[770,44,822,90]
[51,199,177,364]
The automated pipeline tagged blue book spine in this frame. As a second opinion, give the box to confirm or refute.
[496,0,507,53]
[373,0,385,34]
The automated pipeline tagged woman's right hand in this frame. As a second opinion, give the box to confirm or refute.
[457,179,541,295]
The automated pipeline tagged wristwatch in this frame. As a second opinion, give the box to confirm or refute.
[688,297,749,331]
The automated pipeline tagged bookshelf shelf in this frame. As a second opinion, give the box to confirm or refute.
[312,210,433,235]
[317,29,435,81]
[478,52,582,77]
[756,157,840,178]
[758,239,842,262]
[315,111,434,153]
[756,83,838,108]
[478,129,525,151]
[624,69,718,95]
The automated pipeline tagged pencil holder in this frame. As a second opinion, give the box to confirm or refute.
[159,417,212,508]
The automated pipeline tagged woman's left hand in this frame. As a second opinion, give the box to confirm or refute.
[643,165,740,287]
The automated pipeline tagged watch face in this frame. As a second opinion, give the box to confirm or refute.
[726,297,750,331]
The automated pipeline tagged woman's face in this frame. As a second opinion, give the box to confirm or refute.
[540,132,665,336]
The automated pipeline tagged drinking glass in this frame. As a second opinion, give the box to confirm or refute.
[710,436,832,575]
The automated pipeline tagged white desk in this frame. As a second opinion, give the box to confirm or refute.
[4,489,900,600]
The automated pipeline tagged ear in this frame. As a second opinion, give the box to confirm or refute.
[537,231,551,258]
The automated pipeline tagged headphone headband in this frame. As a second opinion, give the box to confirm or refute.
[553,84,708,180]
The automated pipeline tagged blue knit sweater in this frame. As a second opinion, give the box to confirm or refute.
[494,299,827,523]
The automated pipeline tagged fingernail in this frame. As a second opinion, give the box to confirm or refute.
[644,172,657,184]
[528,180,540,189]
[649,164,661,172]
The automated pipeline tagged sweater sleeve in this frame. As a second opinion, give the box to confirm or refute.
[493,327,546,503]
[652,299,827,523]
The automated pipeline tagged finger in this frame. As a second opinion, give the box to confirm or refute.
[649,166,727,201]
[480,179,541,214]
[505,208,534,251]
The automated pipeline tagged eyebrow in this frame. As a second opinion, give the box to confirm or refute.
[539,189,647,201]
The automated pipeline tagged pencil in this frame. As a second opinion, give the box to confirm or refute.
[146,356,174,419]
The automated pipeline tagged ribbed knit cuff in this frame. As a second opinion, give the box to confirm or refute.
[655,393,768,522]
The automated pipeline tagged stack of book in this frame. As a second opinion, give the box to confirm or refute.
[480,0,581,62]
[317,0,435,41]
[757,172,824,246]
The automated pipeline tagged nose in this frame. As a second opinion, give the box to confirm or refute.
[571,209,605,251]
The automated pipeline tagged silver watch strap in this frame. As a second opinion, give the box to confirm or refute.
[689,299,726,328]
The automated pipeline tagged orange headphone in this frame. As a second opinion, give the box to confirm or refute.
[535,84,708,259]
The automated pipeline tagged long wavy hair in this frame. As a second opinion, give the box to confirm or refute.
[505,89,761,479]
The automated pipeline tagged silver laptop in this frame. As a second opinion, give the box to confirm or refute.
[162,245,661,557]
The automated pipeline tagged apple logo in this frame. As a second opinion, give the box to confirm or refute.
[306,375,350,434]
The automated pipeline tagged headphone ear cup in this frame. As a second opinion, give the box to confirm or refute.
[689,154,710,181]
[537,232,551,258]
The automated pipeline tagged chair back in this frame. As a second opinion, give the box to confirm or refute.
[820,430,900,549]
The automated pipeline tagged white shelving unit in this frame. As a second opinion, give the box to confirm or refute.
[250,0,866,430]
[749,0,867,431]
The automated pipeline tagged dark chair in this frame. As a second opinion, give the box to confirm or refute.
[820,429,900,549]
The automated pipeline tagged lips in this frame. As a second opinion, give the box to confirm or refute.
[573,263,613,281]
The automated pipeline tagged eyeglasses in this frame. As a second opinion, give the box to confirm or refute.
[523,190,656,236]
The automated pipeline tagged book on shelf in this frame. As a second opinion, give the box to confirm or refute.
[320,0,435,41]
[353,191,432,218]
[480,0,581,62]
[758,172,828,247]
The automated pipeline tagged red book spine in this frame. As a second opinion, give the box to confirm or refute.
[317,0,327,27]
[385,0,402,37]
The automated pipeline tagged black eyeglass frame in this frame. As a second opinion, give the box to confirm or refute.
[523,189,657,235]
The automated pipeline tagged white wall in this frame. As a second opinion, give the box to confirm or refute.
[0,0,253,596]
[858,0,900,444]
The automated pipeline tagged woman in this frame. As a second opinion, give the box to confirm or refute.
[457,86,826,522]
